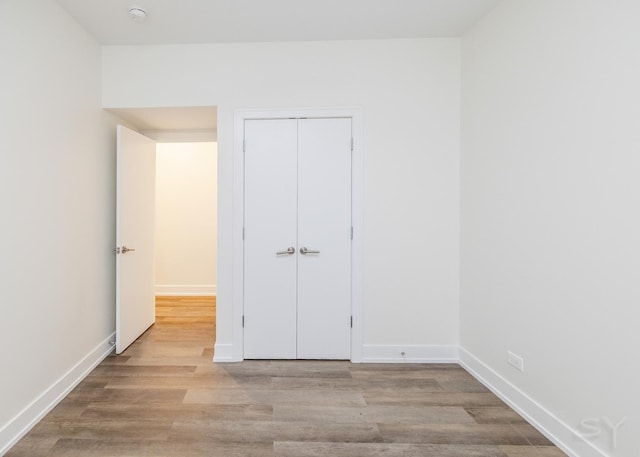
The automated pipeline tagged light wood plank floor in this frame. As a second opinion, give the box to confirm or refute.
[7,297,566,457]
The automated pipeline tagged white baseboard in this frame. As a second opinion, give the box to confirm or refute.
[0,332,115,456]
[212,342,238,362]
[361,344,459,363]
[155,284,216,296]
[459,347,608,457]
[212,343,459,364]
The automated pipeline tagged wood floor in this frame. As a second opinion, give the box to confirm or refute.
[7,296,566,457]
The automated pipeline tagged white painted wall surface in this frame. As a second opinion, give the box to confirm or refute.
[155,142,217,296]
[461,1,639,456]
[102,39,461,356]
[0,0,117,452]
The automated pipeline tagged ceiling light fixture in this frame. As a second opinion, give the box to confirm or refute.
[128,6,148,23]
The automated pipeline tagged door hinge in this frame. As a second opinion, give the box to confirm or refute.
[350,316,353,328]
[350,226,354,240]
[242,227,245,240]
[242,315,245,327]
[351,137,354,152]
[243,138,246,153]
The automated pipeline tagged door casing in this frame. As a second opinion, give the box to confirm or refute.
[229,108,364,362]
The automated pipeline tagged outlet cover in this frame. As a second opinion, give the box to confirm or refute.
[507,350,525,372]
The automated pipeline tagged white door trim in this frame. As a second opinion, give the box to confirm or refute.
[230,107,364,362]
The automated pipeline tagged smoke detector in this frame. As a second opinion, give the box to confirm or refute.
[128,6,148,22]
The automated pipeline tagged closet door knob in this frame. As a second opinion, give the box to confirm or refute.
[276,247,295,256]
[300,247,320,255]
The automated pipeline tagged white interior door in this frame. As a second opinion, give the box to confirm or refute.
[243,119,298,359]
[116,125,156,354]
[243,117,352,359]
[297,118,352,359]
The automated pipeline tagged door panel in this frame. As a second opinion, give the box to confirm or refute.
[243,119,298,359]
[297,118,352,359]
[116,125,156,354]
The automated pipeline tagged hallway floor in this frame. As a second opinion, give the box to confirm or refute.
[7,296,566,456]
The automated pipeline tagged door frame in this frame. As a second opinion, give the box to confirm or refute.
[231,107,364,362]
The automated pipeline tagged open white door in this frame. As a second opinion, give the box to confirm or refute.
[116,125,156,354]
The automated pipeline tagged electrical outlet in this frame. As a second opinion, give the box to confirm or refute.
[507,350,525,372]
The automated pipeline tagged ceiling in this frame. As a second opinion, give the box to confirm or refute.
[57,0,501,46]
[62,1,499,133]
[107,107,217,131]
[106,107,218,140]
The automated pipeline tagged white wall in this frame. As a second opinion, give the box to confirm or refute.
[155,142,217,296]
[102,39,461,358]
[0,0,118,452]
[461,1,639,456]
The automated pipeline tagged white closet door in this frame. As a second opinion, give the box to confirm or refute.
[243,119,298,359]
[297,118,352,359]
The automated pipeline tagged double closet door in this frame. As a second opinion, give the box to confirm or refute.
[243,117,352,359]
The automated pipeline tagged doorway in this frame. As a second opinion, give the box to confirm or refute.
[243,118,352,359]
[110,106,218,354]
[231,107,365,362]
[154,141,217,335]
